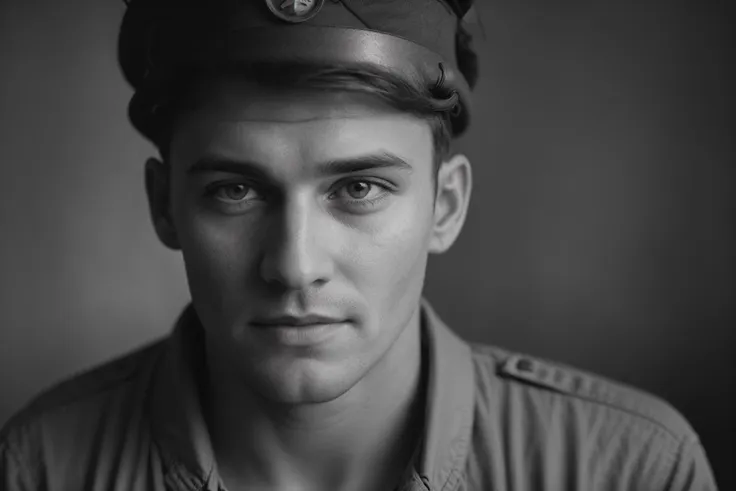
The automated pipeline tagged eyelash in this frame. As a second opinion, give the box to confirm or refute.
[205,182,261,204]
[328,179,392,208]
[204,178,394,209]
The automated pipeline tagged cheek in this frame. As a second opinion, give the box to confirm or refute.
[173,193,262,300]
[342,197,433,304]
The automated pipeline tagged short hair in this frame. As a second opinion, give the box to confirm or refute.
[156,23,478,182]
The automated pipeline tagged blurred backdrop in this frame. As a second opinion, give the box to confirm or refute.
[0,0,733,488]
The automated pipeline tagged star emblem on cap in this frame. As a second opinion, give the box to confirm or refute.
[265,0,325,23]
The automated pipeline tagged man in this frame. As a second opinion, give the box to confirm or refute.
[0,0,719,490]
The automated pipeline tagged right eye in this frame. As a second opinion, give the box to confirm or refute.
[212,183,255,202]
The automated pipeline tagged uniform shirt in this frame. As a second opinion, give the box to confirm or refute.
[0,299,719,491]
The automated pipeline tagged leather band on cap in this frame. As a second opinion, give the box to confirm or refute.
[130,26,470,138]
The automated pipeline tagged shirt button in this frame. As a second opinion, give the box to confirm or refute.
[516,357,535,373]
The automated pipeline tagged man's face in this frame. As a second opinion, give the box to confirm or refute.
[163,76,439,404]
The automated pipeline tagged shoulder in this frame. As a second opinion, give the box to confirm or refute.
[0,338,166,461]
[3,339,164,431]
[465,343,718,490]
[469,342,699,444]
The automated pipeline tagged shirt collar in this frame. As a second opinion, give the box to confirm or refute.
[149,303,217,490]
[149,298,475,491]
[417,298,476,489]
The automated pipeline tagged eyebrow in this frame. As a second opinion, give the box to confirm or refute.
[187,152,413,180]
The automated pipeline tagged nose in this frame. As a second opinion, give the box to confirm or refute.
[259,193,333,290]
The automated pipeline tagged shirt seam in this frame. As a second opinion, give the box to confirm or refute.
[437,419,473,491]
[550,388,696,446]
[6,344,161,432]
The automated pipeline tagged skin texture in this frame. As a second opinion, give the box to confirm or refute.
[145,76,473,491]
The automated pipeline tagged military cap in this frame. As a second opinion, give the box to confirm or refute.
[118,0,477,143]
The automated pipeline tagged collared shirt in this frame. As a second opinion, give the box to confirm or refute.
[0,299,719,490]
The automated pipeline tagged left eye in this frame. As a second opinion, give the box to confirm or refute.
[332,180,388,201]
[343,181,372,199]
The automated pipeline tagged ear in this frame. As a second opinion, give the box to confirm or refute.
[428,153,473,254]
[145,157,181,250]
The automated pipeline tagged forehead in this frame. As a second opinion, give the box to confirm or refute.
[169,75,434,170]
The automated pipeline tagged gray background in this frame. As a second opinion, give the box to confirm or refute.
[1,0,733,488]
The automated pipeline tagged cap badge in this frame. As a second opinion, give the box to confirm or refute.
[265,0,325,23]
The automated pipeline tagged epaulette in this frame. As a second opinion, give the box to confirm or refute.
[474,345,698,443]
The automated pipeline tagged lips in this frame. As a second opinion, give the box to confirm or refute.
[250,314,346,328]
[249,314,349,347]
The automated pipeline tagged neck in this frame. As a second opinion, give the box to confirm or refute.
[205,305,427,491]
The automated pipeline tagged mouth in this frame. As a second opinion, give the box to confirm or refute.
[250,314,347,328]
[249,314,350,347]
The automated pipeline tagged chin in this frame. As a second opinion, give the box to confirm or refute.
[248,355,364,405]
